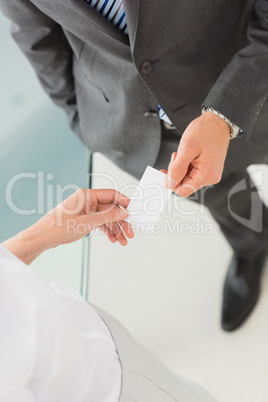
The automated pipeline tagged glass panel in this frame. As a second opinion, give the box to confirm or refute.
[0,13,89,293]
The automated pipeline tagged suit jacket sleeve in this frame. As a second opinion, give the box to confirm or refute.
[202,0,268,139]
[0,0,82,140]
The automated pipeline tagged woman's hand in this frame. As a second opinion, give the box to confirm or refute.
[2,189,134,264]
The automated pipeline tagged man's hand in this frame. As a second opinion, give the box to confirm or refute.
[2,189,134,264]
[164,112,231,197]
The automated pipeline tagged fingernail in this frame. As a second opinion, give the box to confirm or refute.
[170,152,176,163]
[120,207,129,217]
[164,173,177,189]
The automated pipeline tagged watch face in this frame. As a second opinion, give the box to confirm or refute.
[231,126,240,139]
[234,126,241,137]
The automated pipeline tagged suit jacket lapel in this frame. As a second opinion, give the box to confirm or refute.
[123,0,141,52]
[32,0,130,46]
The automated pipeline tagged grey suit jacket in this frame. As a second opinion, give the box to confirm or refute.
[1,0,268,177]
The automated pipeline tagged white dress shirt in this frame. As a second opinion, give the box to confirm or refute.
[0,245,122,402]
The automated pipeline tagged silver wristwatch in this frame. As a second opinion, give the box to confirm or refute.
[202,106,241,139]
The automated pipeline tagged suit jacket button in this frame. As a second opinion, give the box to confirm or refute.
[144,111,158,118]
[141,61,152,74]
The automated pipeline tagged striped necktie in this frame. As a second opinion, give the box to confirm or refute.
[85,0,173,126]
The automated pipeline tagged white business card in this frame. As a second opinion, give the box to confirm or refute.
[126,166,173,230]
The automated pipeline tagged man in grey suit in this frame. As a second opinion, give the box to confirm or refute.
[1,0,268,331]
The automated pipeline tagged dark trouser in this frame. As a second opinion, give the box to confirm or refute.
[153,123,268,258]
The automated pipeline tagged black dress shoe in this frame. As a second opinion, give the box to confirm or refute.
[221,250,267,332]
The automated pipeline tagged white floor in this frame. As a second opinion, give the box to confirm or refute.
[88,153,268,402]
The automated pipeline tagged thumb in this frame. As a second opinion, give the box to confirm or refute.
[165,148,195,189]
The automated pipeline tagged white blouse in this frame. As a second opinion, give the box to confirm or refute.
[0,245,122,402]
